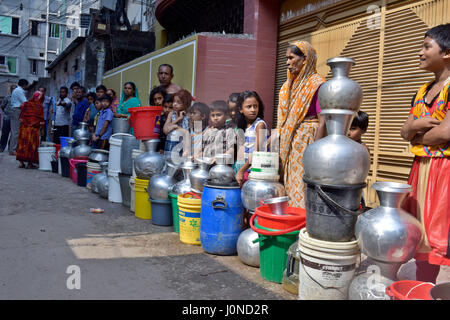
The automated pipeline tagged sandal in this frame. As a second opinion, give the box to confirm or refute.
[18,163,25,169]
[26,164,38,169]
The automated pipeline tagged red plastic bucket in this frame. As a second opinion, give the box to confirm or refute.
[385,280,434,300]
[54,144,61,159]
[254,205,306,230]
[128,106,163,140]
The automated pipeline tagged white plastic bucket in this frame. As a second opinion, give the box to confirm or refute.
[58,157,62,175]
[109,133,131,172]
[130,177,136,213]
[108,169,122,203]
[86,161,102,190]
[38,147,56,171]
[131,148,144,178]
[297,228,359,300]
[251,152,279,175]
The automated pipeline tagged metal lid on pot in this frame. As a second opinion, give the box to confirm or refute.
[205,179,240,189]
[264,196,289,205]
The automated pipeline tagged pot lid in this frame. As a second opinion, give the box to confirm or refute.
[264,196,290,205]
[205,179,240,189]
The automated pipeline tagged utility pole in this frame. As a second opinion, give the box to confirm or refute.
[44,0,50,77]
[96,40,105,86]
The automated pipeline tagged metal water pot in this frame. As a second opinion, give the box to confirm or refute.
[92,161,109,197]
[164,129,186,166]
[73,122,90,141]
[170,157,197,195]
[209,154,235,184]
[303,109,370,185]
[66,139,77,158]
[318,57,363,112]
[189,157,213,193]
[134,139,165,180]
[73,138,91,157]
[89,149,109,163]
[236,228,260,267]
[241,175,286,213]
[112,117,130,134]
[59,138,75,158]
[355,182,423,280]
[148,162,179,200]
[120,134,139,175]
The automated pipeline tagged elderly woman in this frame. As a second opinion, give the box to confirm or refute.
[278,41,327,208]
[16,91,45,169]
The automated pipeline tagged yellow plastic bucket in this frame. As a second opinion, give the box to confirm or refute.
[178,192,202,245]
[134,178,151,220]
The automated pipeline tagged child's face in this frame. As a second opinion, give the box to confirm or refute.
[210,110,227,128]
[188,109,204,129]
[153,93,164,106]
[419,36,449,72]
[163,102,173,116]
[88,96,95,105]
[100,99,110,109]
[347,126,365,142]
[94,101,102,110]
[172,96,185,113]
[96,89,105,98]
[240,97,259,122]
[228,101,237,119]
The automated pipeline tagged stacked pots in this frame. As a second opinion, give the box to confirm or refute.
[73,122,92,158]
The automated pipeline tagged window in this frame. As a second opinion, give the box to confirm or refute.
[66,29,72,39]
[73,58,78,71]
[0,55,17,74]
[30,59,38,75]
[0,16,19,35]
[64,61,68,72]
[53,72,56,81]
[49,23,60,38]
[30,20,39,36]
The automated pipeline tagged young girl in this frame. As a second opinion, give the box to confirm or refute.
[400,24,450,283]
[149,85,167,107]
[235,91,268,186]
[163,89,192,162]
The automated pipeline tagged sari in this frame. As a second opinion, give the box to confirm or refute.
[402,79,450,266]
[277,41,325,208]
[16,91,45,164]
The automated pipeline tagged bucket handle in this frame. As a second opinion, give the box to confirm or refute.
[286,253,295,278]
[183,192,201,199]
[385,286,394,299]
[212,195,227,209]
[249,213,304,236]
[315,184,364,216]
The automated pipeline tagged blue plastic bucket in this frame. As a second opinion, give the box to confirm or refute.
[150,198,173,226]
[200,185,244,255]
[60,136,71,148]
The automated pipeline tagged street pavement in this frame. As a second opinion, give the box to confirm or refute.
[1,151,448,300]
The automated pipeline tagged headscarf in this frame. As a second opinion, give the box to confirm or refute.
[20,91,45,127]
[118,81,141,115]
[277,41,325,169]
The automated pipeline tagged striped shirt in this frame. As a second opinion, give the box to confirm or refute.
[244,118,268,164]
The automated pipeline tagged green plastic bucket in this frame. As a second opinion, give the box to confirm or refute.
[169,193,179,233]
[254,218,299,284]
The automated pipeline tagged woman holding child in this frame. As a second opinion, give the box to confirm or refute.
[277,41,327,208]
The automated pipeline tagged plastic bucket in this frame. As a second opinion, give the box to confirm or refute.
[109,133,130,172]
[254,205,306,231]
[128,106,163,140]
[69,158,88,184]
[134,177,151,220]
[200,185,244,255]
[108,169,122,203]
[51,160,58,173]
[76,162,87,187]
[251,217,299,284]
[60,157,70,178]
[386,280,434,300]
[297,228,359,300]
[86,161,102,190]
[60,136,71,148]
[119,173,132,207]
[38,147,56,171]
[151,199,173,226]
[130,177,136,213]
[169,192,180,233]
[178,193,202,245]
[58,157,62,175]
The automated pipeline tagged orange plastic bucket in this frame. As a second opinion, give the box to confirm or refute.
[385,280,434,300]
[254,205,306,231]
[128,106,163,140]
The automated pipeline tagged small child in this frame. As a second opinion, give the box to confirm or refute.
[347,110,370,154]
[84,92,100,133]
[235,91,268,186]
[202,100,236,162]
[158,93,173,153]
[227,92,240,123]
[92,95,114,150]
[149,85,167,107]
[186,102,210,159]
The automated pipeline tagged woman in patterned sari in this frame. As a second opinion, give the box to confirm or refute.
[16,91,45,169]
[277,41,327,208]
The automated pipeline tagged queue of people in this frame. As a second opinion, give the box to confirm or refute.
[0,23,447,285]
